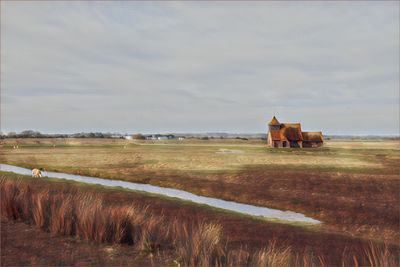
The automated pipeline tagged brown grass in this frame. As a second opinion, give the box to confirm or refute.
[0,177,256,266]
[2,176,399,266]
[362,242,398,267]
[1,219,163,266]
[171,219,224,266]
[1,138,398,247]
[252,241,293,267]
[1,178,164,248]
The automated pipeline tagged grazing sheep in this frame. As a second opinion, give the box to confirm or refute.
[32,168,42,178]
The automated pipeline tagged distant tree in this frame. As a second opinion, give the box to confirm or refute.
[94,132,104,138]
[20,130,35,137]
[88,132,96,138]
[201,136,209,140]
[73,133,86,138]
[103,133,112,138]
[19,130,43,138]
[7,132,17,138]
[132,133,145,140]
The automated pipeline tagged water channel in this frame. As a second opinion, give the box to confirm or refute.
[0,163,321,224]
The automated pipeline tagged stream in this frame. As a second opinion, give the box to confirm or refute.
[0,163,321,224]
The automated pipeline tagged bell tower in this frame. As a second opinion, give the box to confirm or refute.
[268,116,281,131]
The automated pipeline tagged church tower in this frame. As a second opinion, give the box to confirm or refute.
[268,116,281,131]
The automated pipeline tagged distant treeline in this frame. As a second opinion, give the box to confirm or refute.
[0,130,123,139]
[324,135,399,140]
[1,130,398,140]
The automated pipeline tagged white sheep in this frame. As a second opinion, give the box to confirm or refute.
[32,168,42,178]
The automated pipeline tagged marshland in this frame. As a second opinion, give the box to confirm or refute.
[2,1,399,266]
[1,138,399,266]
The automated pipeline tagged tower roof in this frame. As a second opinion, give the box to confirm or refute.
[268,116,280,125]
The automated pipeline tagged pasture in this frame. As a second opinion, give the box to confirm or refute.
[1,138,399,265]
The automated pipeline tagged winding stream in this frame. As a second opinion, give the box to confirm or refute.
[0,163,321,224]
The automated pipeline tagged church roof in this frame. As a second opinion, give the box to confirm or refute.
[302,132,324,142]
[268,116,280,125]
[281,124,303,141]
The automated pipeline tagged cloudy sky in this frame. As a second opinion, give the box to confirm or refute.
[1,1,399,135]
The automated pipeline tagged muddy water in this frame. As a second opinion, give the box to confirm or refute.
[1,163,321,224]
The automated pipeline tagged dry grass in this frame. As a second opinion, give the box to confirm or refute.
[0,139,387,175]
[251,241,293,267]
[362,242,398,267]
[171,220,224,266]
[2,176,399,266]
[0,177,240,266]
[0,177,241,266]
[340,242,399,267]
[1,177,165,249]
[1,138,399,246]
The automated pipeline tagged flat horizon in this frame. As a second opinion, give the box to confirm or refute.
[2,129,399,137]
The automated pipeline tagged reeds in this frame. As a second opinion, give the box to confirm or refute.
[360,242,398,267]
[170,219,224,266]
[1,178,160,247]
[252,241,292,267]
[0,177,227,265]
[1,177,398,267]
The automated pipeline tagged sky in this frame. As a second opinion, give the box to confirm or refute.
[1,1,399,135]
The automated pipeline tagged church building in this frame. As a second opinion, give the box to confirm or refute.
[267,116,323,148]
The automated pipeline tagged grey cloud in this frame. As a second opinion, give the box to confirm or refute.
[1,1,398,134]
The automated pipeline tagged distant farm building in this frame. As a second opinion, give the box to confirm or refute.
[267,116,323,148]
[144,134,175,140]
